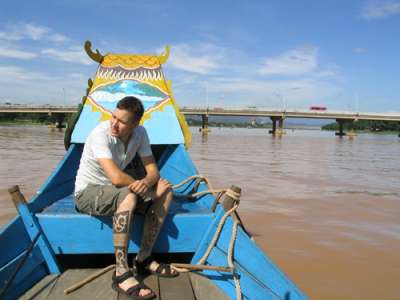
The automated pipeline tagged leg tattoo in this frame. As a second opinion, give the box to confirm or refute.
[115,246,129,273]
[113,210,132,273]
[113,211,130,233]
[137,208,162,262]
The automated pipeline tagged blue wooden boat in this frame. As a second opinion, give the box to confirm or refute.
[0,42,307,300]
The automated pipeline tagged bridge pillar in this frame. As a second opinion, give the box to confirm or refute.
[199,114,211,133]
[335,119,354,137]
[48,113,66,131]
[269,117,285,136]
[277,118,285,135]
[55,114,66,129]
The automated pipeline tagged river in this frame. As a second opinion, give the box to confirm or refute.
[0,125,399,300]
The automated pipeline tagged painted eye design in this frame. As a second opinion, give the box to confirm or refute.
[88,79,169,117]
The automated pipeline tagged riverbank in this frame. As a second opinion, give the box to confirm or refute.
[0,120,48,125]
[322,119,400,133]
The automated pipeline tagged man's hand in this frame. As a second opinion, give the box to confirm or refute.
[129,179,149,198]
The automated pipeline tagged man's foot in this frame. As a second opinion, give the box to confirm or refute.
[134,257,179,278]
[112,270,155,299]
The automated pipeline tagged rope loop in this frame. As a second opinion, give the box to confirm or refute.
[171,174,243,300]
[225,188,240,203]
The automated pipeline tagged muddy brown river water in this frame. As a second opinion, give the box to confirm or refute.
[1,125,399,299]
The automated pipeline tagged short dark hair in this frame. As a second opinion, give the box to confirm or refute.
[116,96,144,122]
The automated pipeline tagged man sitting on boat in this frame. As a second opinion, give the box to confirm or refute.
[74,96,178,299]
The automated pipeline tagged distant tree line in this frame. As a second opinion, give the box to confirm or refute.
[322,120,400,132]
[186,118,271,128]
[0,112,51,124]
[0,104,82,126]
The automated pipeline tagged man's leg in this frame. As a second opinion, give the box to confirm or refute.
[113,192,152,297]
[135,179,178,275]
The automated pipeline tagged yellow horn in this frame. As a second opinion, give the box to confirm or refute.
[158,45,170,64]
[84,40,104,63]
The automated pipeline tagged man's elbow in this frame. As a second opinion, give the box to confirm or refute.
[109,173,124,186]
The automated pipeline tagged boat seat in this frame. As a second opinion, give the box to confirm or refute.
[39,194,209,215]
[36,194,214,254]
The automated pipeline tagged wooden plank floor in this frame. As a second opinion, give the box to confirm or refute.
[19,269,222,300]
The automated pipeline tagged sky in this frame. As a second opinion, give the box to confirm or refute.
[0,0,399,113]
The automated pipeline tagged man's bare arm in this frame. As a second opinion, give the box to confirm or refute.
[97,156,160,198]
[141,155,160,187]
[128,155,159,197]
[97,158,135,187]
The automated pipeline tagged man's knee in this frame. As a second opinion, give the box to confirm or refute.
[164,188,173,203]
[118,192,137,210]
[160,181,173,197]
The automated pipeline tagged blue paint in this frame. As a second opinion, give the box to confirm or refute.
[71,79,184,144]
[29,144,82,213]
[0,216,30,268]
[71,107,103,143]
[14,201,60,274]
[71,104,184,145]
[192,207,307,300]
[141,105,184,144]
[37,196,213,254]
[0,245,47,300]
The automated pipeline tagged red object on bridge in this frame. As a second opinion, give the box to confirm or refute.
[310,106,327,111]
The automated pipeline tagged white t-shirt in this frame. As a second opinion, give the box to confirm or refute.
[74,121,152,194]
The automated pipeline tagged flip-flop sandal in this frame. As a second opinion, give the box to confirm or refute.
[111,270,156,300]
[133,256,179,278]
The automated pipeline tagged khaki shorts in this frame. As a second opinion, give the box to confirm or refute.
[74,184,155,216]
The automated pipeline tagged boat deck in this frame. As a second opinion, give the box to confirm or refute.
[18,268,228,300]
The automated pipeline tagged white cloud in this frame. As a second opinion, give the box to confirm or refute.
[0,45,37,59]
[0,23,48,41]
[168,43,222,74]
[24,23,49,40]
[189,75,343,109]
[48,33,70,43]
[361,1,400,20]
[164,43,343,108]
[0,65,53,82]
[41,46,93,65]
[0,22,69,43]
[0,66,88,104]
[259,46,319,76]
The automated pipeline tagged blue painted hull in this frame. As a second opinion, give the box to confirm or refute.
[0,143,307,300]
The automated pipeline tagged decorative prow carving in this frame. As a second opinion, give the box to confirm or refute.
[158,45,170,64]
[84,40,104,63]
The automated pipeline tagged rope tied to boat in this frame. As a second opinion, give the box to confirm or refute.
[224,188,241,202]
[172,174,214,193]
[196,204,242,300]
[172,174,241,208]
[171,176,243,300]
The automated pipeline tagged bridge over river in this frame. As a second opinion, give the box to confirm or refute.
[1,105,399,136]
